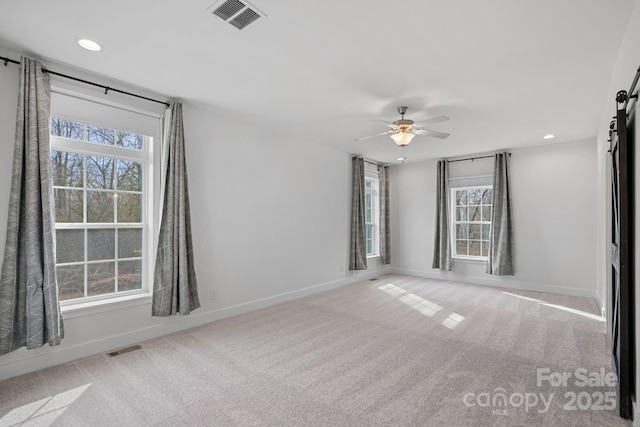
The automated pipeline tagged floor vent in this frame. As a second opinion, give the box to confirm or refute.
[369,278,379,281]
[208,0,265,30]
[107,345,142,357]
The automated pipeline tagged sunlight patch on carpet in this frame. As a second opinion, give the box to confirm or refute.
[0,383,92,425]
[399,293,443,317]
[501,291,605,322]
[378,283,407,297]
[441,312,465,329]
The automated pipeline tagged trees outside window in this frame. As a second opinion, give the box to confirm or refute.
[51,118,151,302]
[451,186,492,258]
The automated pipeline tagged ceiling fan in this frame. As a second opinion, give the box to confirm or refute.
[354,106,450,146]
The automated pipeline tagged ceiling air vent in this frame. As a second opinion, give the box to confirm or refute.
[208,0,266,30]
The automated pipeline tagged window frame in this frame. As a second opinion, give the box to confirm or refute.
[365,173,380,258]
[450,185,493,261]
[49,107,160,309]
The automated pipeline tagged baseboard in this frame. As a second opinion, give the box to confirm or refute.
[0,270,384,381]
[390,267,596,298]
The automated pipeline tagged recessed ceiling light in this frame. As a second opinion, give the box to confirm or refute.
[543,134,555,140]
[76,38,102,52]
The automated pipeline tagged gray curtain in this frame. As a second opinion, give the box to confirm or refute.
[0,57,64,355]
[378,165,390,264]
[349,156,367,270]
[432,160,452,270]
[486,152,514,275]
[152,101,201,316]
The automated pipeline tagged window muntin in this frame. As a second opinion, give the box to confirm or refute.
[365,176,379,257]
[51,118,151,303]
[451,186,492,259]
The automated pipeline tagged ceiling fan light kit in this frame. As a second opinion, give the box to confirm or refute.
[355,106,450,161]
[390,131,415,146]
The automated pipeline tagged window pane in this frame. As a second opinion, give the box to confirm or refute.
[482,224,491,240]
[456,190,467,206]
[51,151,83,188]
[117,193,142,223]
[452,187,492,258]
[87,262,115,296]
[119,260,142,291]
[117,160,142,192]
[51,118,150,303]
[482,206,492,222]
[87,229,115,261]
[116,131,144,150]
[87,155,114,189]
[87,125,114,146]
[56,229,84,264]
[57,264,84,300]
[469,240,481,256]
[468,189,482,205]
[482,189,493,205]
[54,189,83,223]
[456,224,468,239]
[365,194,372,223]
[87,191,114,222]
[469,224,481,240]
[366,224,373,254]
[468,206,481,221]
[118,228,142,259]
[365,179,372,189]
[50,118,84,140]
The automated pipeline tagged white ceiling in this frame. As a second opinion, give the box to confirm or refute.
[0,0,635,163]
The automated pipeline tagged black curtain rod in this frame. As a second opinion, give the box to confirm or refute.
[1,55,170,107]
[448,153,510,163]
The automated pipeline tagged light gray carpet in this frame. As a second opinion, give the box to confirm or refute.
[0,274,632,426]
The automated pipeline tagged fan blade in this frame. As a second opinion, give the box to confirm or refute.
[413,128,450,139]
[354,130,395,141]
[414,115,449,125]
[372,119,396,128]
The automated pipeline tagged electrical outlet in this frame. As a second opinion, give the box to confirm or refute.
[210,289,217,300]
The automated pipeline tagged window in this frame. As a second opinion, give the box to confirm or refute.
[451,186,492,259]
[50,117,154,303]
[365,176,379,257]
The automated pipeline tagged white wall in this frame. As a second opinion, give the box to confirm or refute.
[595,1,640,420]
[391,139,598,297]
[184,101,386,307]
[0,47,387,380]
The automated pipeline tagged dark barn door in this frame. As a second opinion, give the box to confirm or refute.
[610,90,635,420]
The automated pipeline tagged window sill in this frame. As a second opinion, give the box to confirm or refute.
[61,292,152,319]
[452,256,487,264]
[367,255,380,259]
